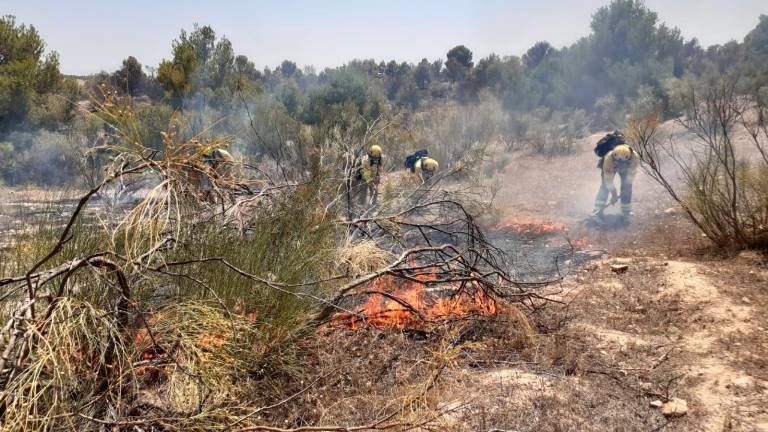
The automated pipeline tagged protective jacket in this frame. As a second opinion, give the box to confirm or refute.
[201,148,235,188]
[594,147,639,217]
[601,149,639,192]
[413,158,433,182]
[204,148,234,168]
[360,154,383,184]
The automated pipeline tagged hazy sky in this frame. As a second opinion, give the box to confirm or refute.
[4,0,766,75]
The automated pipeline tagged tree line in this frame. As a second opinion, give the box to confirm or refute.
[1,0,767,185]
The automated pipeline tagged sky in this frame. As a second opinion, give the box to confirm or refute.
[3,0,767,76]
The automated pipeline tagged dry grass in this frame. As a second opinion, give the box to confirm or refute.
[252,309,536,428]
[0,298,131,432]
[333,237,391,278]
[132,302,278,414]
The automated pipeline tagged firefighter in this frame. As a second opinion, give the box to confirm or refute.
[200,146,236,201]
[414,157,439,183]
[203,147,235,177]
[593,144,638,224]
[353,145,384,206]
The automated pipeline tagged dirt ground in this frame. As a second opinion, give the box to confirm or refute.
[443,132,768,431]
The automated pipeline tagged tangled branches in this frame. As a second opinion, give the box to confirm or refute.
[630,75,768,250]
[0,94,550,430]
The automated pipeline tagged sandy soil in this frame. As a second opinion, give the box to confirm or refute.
[450,131,768,431]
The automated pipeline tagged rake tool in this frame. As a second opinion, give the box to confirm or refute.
[590,195,621,218]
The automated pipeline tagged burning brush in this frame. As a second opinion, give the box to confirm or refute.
[493,215,566,235]
[492,214,590,251]
[327,200,550,331]
[329,265,503,330]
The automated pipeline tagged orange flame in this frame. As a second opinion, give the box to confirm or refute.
[493,216,566,235]
[196,331,225,349]
[570,237,590,250]
[329,269,500,330]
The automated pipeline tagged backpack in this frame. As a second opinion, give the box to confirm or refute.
[593,131,626,158]
[404,149,429,173]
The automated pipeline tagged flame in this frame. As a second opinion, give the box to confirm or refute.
[570,237,590,250]
[233,301,259,322]
[329,269,500,330]
[135,328,150,346]
[493,215,566,235]
[493,214,592,251]
[196,331,226,349]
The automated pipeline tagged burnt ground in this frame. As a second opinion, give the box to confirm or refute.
[442,132,768,431]
[0,188,73,248]
[0,188,113,251]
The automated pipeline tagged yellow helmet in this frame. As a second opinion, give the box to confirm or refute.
[422,158,439,172]
[369,145,382,157]
[216,148,234,161]
[612,144,632,161]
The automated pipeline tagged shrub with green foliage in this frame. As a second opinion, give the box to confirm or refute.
[302,69,387,125]
[0,15,73,132]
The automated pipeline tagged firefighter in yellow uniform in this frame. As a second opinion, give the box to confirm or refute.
[414,157,439,183]
[204,147,235,177]
[355,145,383,206]
[201,147,236,201]
[593,144,638,224]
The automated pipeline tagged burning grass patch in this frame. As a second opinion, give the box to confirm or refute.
[491,214,592,252]
[131,302,285,414]
[328,271,503,330]
[493,215,566,236]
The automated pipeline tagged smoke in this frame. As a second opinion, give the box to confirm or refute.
[0,129,87,186]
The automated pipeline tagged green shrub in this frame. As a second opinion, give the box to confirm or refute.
[133,104,175,152]
[166,184,339,326]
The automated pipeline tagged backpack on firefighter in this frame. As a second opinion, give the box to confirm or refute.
[594,131,626,169]
[404,149,429,173]
[594,131,626,158]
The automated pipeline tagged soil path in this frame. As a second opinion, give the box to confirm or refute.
[661,260,767,431]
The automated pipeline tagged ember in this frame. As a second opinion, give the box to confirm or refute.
[570,237,590,250]
[330,270,501,330]
[197,331,226,349]
[493,216,566,235]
